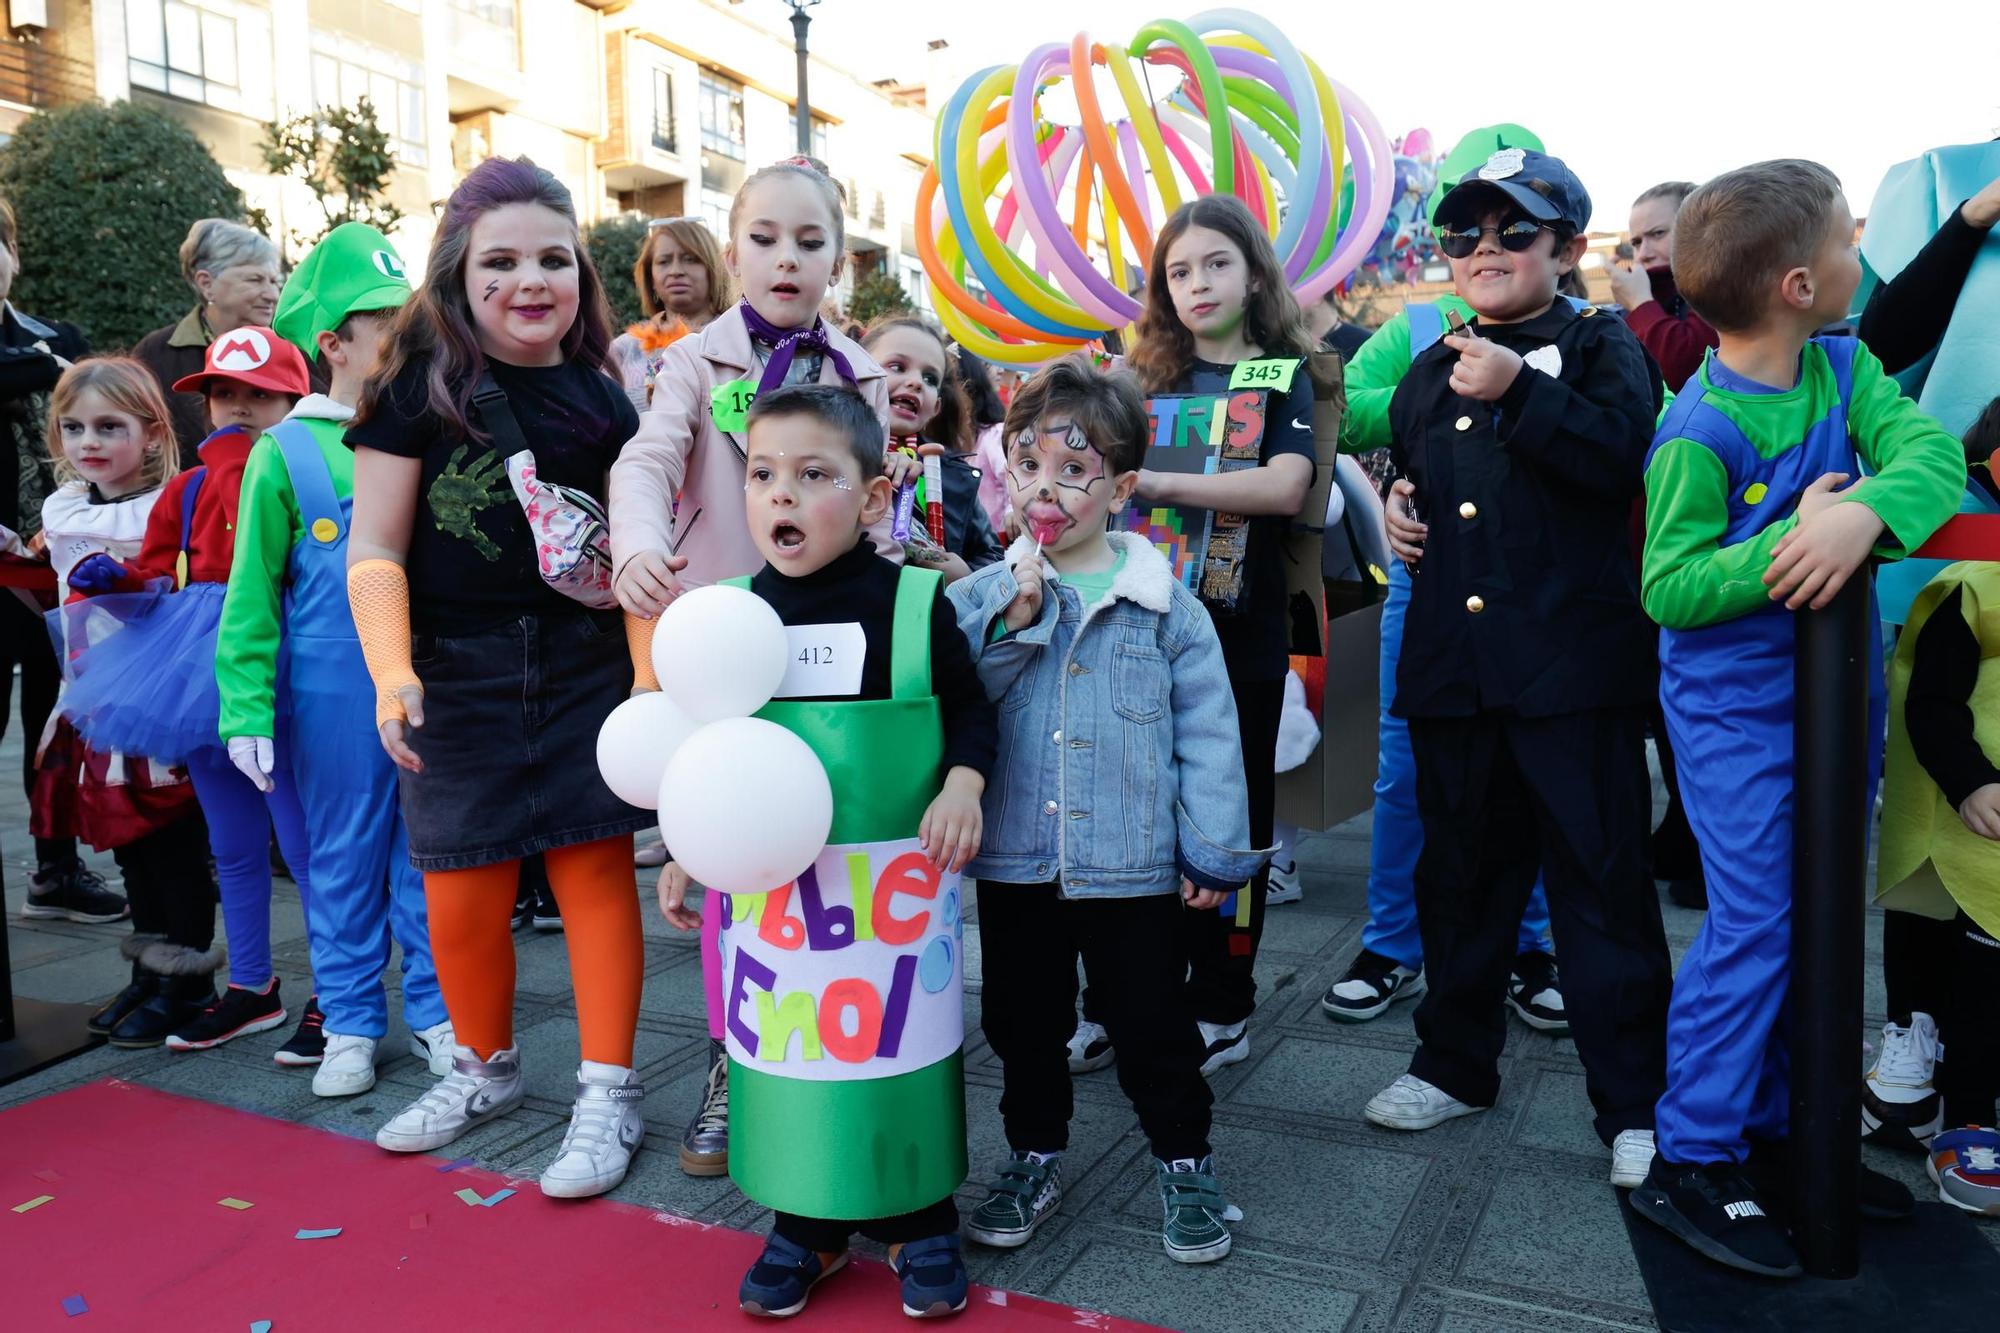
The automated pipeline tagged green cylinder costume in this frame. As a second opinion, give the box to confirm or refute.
[717,567,968,1219]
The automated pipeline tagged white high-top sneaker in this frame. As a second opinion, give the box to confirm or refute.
[540,1062,645,1198]
[409,1020,456,1077]
[313,1034,378,1097]
[376,1045,525,1152]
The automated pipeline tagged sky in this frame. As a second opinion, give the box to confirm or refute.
[760,0,2000,234]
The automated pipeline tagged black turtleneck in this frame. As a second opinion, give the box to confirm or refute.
[748,537,997,780]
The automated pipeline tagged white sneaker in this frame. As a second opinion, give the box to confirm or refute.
[1610,1128,1655,1189]
[409,1019,456,1077]
[540,1061,646,1198]
[1364,1074,1484,1131]
[376,1045,525,1153]
[1066,1020,1115,1073]
[1265,858,1302,905]
[1863,1013,1944,1144]
[1197,1019,1249,1077]
[312,1034,378,1098]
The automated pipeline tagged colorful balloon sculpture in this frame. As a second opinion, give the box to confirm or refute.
[917,9,1393,364]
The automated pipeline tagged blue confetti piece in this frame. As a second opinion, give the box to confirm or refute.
[480,1188,516,1207]
[434,1158,475,1173]
[294,1227,342,1240]
[251,1323,273,1333]
[62,1294,88,1316]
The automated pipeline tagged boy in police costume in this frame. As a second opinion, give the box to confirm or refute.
[1371,150,1675,1189]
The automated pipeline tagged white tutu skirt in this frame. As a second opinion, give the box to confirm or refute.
[56,581,227,762]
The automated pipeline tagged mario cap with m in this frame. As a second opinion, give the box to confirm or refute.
[172,325,312,397]
[272,222,412,362]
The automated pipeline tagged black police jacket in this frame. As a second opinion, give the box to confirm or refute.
[1388,301,1662,719]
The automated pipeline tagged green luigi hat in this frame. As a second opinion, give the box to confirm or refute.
[273,222,411,361]
[1428,123,1545,223]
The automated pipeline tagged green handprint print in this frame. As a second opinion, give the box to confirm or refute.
[428,444,514,561]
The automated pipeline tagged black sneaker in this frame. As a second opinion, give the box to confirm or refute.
[1506,950,1568,1034]
[23,859,129,924]
[164,980,288,1051]
[1630,1158,1802,1278]
[274,996,327,1066]
[532,886,562,932]
[1321,948,1424,1023]
[511,882,534,931]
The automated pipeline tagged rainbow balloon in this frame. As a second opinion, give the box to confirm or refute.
[917,9,1393,364]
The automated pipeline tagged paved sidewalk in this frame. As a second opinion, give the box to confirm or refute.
[2,720,1989,1331]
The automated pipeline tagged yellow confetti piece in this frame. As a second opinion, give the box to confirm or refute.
[218,1197,254,1210]
[454,1188,485,1207]
[12,1195,54,1213]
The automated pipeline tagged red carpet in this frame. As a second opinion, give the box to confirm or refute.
[0,1080,1166,1331]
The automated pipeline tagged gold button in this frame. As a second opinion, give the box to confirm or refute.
[1579,304,1599,318]
[310,517,339,543]
[1458,502,1477,520]
[1454,415,1473,432]
[1466,595,1486,614]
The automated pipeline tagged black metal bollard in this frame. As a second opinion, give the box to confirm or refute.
[1788,574,1872,1279]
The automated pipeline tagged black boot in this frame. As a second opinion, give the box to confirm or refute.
[88,954,160,1036]
[109,940,223,1049]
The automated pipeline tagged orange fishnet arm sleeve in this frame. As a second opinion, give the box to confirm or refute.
[347,558,422,726]
[625,611,658,692]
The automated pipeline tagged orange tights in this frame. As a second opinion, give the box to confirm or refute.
[423,835,643,1065]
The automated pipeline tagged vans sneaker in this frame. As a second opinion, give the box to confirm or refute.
[376,1045,525,1152]
[1862,1014,1943,1145]
[1066,1020,1115,1073]
[164,979,287,1051]
[1321,950,1424,1023]
[1364,1074,1484,1131]
[540,1062,645,1198]
[965,1152,1062,1248]
[1156,1155,1239,1263]
[313,1034,378,1097]
[1197,1018,1248,1076]
[1506,950,1568,1034]
[1611,1128,1655,1189]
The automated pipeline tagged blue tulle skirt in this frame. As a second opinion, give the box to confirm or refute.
[55,581,226,762]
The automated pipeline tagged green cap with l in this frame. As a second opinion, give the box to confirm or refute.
[273,222,411,361]
[1428,123,1546,223]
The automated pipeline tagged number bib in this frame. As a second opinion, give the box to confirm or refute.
[775,622,866,699]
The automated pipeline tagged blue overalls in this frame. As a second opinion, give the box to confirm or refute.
[1650,338,1885,1164]
[1363,303,1551,971]
[271,420,444,1039]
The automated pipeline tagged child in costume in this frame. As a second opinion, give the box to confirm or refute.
[1629,160,1966,1276]
[214,222,452,1094]
[346,156,650,1199]
[38,359,214,1045]
[1367,151,1673,1192]
[659,384,993,1319]
[610,156,897,1177]
[58,332,324,1058]
[950,357,1261,1265]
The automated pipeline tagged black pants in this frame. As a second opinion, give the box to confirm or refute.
[1884,908,2000,1126]
[1407,709,1671,1142]
[1183,674,1283,1025]
[113,815,217,951]
[1646,634,1701,883]
[979,882,1213,1161]
[0,593,72,866]
[774,1195,960,1252]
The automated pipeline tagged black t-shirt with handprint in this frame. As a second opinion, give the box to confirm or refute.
[346,354,638,635]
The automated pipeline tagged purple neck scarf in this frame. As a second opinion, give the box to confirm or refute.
[736,300,858,397]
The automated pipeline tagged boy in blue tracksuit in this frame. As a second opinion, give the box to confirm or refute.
[215,224,452,1096]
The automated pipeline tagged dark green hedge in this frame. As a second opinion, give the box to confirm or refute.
[585,212,648,331]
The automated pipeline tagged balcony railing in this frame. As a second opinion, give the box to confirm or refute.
[0,40,96,111]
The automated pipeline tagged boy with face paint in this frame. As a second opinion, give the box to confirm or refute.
[947,357,1263,1266]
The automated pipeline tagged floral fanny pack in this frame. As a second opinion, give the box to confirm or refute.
[472,372,618,609]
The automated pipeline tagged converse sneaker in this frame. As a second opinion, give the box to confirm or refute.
[532,885,562,932]
[1506,950,1568,1034]
[1630,1158,1801,1278]
[1265,857,1302,905]
[375,1046,525,1152]
[964,1152,1063,1248]
[274,996,326,1066]
[1611,1128,1656,1189]
[1066,1020,1115,1073]
[164,979,287,1051]
[1156,1155,1239,1264]
[1197,1018,1249,1076]
[1862,1014,1943,1145]
[23,859,128,924]
[1928,1126,2000,1216]
[541,1062,645,1198]
[679,1038,729,1176]
[409,1019,456,1077]
[739,1232,848,1318]
[313,1034,378,1097]
[1364,1073,1485,1131]
[1321,949,1425,1023]
[892,1233,969,1318]
[510,881,534,931]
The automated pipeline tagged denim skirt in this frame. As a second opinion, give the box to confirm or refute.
[398,608,648,870]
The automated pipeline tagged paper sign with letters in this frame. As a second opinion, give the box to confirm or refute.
[1121,389,1268,608]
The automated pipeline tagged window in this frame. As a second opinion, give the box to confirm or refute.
[310,32,427,167]
[650,67,676,154]
[449,0,515,30]
[700,189,732,240]
[126,0,271,117]
[699,71,745,160]
[789,110,829,161]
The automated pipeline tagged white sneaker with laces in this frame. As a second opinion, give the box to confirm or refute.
[409,1019,456,1077]
[376,1045,525,1152]
[1610,1128,1655,1189]
[1197,1018,1249,1077]
[1863,1014,1943,1143]
[1364,1074,1484,1131]
[540,1061,646,1198]
[1066,1020,1115,1073]
[1265,858,1302,905]
[312,1034,378,1098]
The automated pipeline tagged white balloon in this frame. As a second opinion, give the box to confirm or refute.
[651,584,788,722]
[656,718,832,892]
[595,692,701,809]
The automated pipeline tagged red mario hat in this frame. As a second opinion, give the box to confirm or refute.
[172,325,311,397]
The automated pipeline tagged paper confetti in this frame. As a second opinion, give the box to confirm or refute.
[409,1213,428,1230]
[434,1157,475,1173]
[294,1228,342,1240]
[34,1169,60,1183]
[217,1197,254,1210]
[61,1294,88,1316]
[251,1322,273,1332]
[13,1194,54,1213]
[481,1188,515,1207]
[453,1186,515,1208]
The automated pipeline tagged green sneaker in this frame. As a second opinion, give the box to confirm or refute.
[1157,1155,1239,1263]
[964,1151,1063,1248]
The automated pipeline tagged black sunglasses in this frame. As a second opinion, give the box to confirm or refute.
[1436,218,1550,259]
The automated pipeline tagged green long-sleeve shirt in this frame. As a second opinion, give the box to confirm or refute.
[1338,296,1476,454]
[216,401,355,740]
[1641,341,1965,631]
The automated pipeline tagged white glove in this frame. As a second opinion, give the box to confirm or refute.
[227,735,275,793]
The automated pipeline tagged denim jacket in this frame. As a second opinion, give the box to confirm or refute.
[947,531,1264,898]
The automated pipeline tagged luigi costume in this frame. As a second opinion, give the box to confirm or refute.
[214,224,448,1075]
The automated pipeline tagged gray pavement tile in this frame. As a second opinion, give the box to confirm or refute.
[9,943,162,1003]
[1258,900,1357,957]
[122,1046,324,1121]
[1453,1170,1652,1316]
[1508,1067,1604,1160]
[1032,1230,1368,1333]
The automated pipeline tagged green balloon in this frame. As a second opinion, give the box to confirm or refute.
[1427,122,1545,223]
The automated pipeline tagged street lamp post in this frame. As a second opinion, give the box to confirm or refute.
[786,0,821,156]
